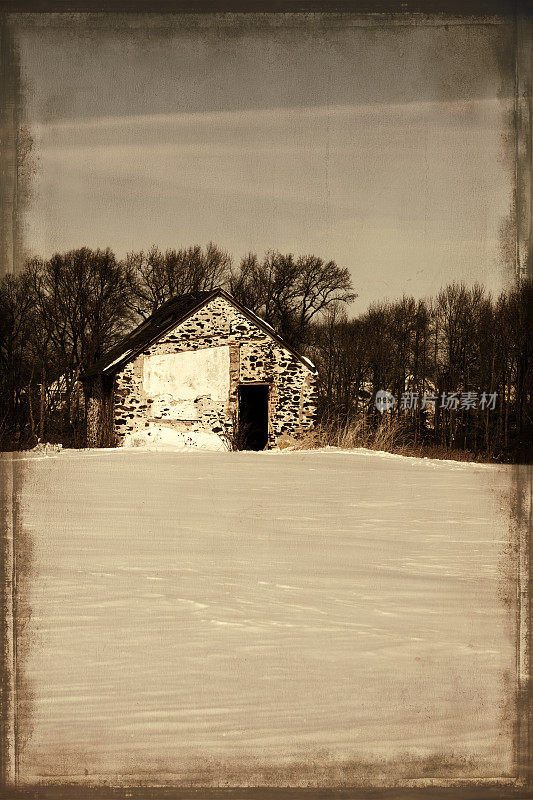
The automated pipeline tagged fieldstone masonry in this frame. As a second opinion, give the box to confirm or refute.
[112,295,316,449]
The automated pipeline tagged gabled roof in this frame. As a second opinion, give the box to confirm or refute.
[81,288,316,379]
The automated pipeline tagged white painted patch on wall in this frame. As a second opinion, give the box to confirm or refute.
[143,346,230,403]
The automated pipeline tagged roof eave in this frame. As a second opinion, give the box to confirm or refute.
[81,290,220,380]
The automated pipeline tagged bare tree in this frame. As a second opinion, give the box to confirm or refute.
[309,306,370,421]
[27,248,134,442]
[126,243,232,317]
[230,250,356,347]
[0,271,36,446]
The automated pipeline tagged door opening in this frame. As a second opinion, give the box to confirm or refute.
[238,384,269,451]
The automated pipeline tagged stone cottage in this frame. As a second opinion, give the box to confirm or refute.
[81,288,317,450]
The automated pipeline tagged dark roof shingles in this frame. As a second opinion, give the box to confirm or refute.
[82,290,215,378]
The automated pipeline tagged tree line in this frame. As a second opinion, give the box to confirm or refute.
[309,281,532,461]
[0,244,530,461]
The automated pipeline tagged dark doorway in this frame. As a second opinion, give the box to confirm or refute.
[238,384,269,451]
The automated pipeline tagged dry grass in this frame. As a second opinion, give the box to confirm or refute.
[294,416,408,451]
[219,411,253,452]
[292,416,486,462]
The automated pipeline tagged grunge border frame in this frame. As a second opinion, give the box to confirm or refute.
[0,2,531,797]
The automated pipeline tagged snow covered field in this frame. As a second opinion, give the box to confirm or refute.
[13,448,516,786]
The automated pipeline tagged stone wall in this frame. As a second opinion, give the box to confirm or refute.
[112,296,316,449]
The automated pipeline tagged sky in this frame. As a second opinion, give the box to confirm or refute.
[17,13,516,313]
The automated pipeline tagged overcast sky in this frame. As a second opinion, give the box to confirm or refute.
[17,13,515,313]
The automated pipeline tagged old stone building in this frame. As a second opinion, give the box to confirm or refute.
[81,288,317,450]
